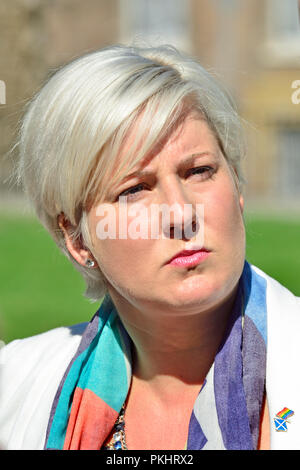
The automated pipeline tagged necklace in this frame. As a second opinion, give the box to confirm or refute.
[104,404,127,450]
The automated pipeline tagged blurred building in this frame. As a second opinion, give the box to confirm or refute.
[0,0,299,208]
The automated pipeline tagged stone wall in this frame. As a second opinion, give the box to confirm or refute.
[0,0,119,192]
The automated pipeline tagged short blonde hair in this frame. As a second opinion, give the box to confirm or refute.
[17,44,246,302]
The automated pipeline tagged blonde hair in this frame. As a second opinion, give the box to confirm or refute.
[17,43,246,302]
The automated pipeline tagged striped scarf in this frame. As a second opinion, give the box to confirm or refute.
[44,260,267,450]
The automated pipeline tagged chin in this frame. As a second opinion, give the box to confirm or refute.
[167,268,239,310]
[156,276,216,311]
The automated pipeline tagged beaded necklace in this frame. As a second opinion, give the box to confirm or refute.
[104,404,127,450]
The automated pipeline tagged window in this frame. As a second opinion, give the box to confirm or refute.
[276,128,300,198]
[266,0,300,40]
[118,0,191,52]
[264,0,300,64]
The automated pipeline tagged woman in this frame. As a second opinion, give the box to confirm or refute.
[0,44,299,451]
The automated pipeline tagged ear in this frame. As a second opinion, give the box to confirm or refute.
[57,213,98,268]
[239,193,244,213]
[231,167,244,214]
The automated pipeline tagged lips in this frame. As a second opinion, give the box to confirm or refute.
[166,249,210,268]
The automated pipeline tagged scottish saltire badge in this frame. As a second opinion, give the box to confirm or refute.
[274,407,294,432]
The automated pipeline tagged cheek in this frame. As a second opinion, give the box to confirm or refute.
[93,237,156,287]
[93,237,160,300]
[89,204,159,281]
[204,179,245,245]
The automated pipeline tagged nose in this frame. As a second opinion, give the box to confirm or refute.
[158,181,200,240]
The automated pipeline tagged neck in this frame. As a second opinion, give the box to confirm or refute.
[108,284,238,396]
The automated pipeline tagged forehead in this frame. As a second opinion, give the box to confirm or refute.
[120,115,220,173]
[95,111,222,204]
[157,116,218,155]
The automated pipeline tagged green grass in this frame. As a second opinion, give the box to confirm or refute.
[0,212,95,343]
[245,213,300,297]
[0,211,299,344]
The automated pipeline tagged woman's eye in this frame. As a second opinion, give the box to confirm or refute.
[117,183,146,201]
[186,166,215,179]
[116,167,215,201]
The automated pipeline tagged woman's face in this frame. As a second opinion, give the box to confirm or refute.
[88,114,245,316]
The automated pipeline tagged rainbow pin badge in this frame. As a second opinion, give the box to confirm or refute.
[274,407,294,432]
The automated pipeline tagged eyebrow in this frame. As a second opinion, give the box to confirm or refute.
[119,152,217,184]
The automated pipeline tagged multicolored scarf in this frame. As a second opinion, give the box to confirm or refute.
[44,260,267,450]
